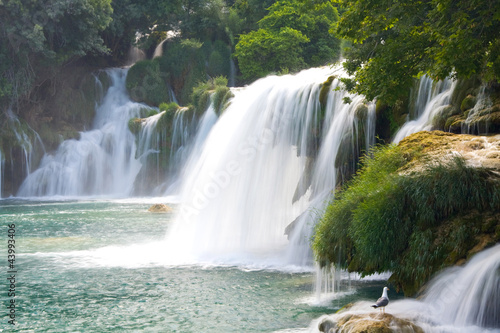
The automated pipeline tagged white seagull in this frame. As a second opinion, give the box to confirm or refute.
[371,287,389,313]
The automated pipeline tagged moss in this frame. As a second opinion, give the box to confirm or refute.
[159,102,179,114]
[354,104,368,121]
[213,85,233,115]
[128,118,142,135]
[450,76,481,107]
[461,94,477,112]
[319,76,335,111]
[191,76,233,116]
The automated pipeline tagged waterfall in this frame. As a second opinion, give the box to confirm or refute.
[132,105,217,195]
[463,84,493,134]
[393,77,456,143]
[419,244,500,329]
[309,245,500,333]
[17,69,145,197]
[164,66,376,267]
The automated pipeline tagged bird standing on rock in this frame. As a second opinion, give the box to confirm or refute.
[371,287,389,313]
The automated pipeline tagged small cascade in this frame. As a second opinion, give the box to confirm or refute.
[393,77,456,143]
[125,46,146,66]
[17,69,145,197]
[420,244,500,329]
[132,105,217,195]
[164,66,376,266]
[153,39,167,58]
[308,245,500,333]
[1,110,45,196]
[462,84,493,134]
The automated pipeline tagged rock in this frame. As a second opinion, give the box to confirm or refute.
[461,94,477,112]
[148,204,172,213]
[398,131,500,172]
[318,306,424,333]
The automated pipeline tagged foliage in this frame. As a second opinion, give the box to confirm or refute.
[126,59,169,106]
[235,28,309,80]
[159,102,179,114]
[0,0,113,107]
[192,76,233,115]
[128,118,142,135]
[234,0,341,81]
[337,0,500,105]
[313,143,500,294]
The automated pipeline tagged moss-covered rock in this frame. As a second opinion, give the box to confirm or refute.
[314,131,500,295]
[128,118,143,135]
[461,94,477,112]
[191,76,234,116]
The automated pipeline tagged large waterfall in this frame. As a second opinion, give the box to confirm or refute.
[164,67,375,266]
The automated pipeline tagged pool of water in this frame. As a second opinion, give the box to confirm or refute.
[0,199,389,332]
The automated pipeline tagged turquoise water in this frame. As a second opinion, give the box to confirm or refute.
[0,200,388,332]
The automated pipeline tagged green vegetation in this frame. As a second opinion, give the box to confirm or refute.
[337,0,500,105]
[126,60,169,106]
[235,0,341,80]
[192,76,233,115]
[0,0,113,107]
[313,138,500,295]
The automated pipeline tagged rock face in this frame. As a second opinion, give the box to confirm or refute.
[148,204,172,213]
[398,131,500,172]
[318,305,424,333]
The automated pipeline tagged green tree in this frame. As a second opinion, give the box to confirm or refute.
[234,0,341,80]
[338,0,500,104]
[0,0,113,106]
[235,28,309,79]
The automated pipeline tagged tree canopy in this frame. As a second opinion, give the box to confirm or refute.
[338,0,500,104]
[234,0,341,80]
[0,0,113,106]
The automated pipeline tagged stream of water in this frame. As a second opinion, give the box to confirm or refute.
[0,199,392,332]
[2,66,499,332]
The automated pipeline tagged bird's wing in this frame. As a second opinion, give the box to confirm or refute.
[374,297,389,307]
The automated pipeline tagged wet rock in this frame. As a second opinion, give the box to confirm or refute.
[148,204,172,213]
[319,310,424,333]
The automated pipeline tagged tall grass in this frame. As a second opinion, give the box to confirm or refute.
[313,144,500,294]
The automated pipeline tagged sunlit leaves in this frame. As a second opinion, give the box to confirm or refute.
[338,0,500,104]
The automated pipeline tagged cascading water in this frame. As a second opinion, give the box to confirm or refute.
[308,244,500,333]
[393,77,456,143]
[164,66,375,267]
[463,84,493,134]
[17,69,144,197]
[132,104,217,195]
[418,244,500,329]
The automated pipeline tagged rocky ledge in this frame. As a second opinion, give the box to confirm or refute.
[148,204,173,213]
[318,303,423,333]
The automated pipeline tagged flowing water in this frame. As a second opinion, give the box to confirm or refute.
[393,77,455,143]
[0,199,392,332]
[306,244,500,333]
[4,66,499,332]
